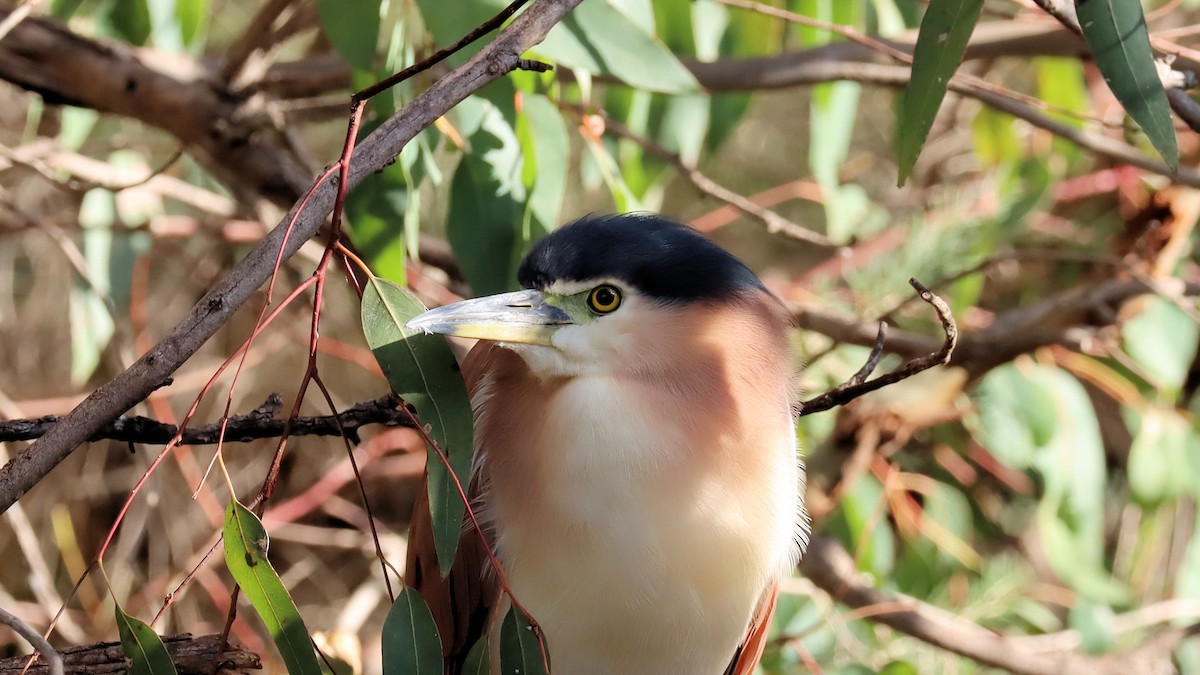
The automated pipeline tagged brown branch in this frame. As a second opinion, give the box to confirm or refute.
[0,0,586,514]
[0,395,411,446]
[0,6,311,207]
[0,606,61,675]
[0,633,260,674]
[798,279,957,416]
[794,276,1200,381]
[798,535,1177,675]
[695,58,1200,187]
[254,19,1104,103]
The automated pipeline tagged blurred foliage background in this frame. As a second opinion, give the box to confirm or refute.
[1,0,1200,673]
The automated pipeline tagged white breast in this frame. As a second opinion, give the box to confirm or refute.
[481,375,799,675]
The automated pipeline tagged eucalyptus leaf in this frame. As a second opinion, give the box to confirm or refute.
[361,278,474,575]
[895,0,985,185]
[1075,0,1177,170]
[315,0,382,69]
[115,604,179,675]
[520,94,569,231]
[499,607,549,675]
[461,637,491,675]
[536,0,699,94]
[223,500,322,675]
[381,588,444,675]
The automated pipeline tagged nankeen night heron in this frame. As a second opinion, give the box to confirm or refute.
[404,213,806,675]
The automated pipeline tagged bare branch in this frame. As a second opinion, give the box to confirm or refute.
[797,279,957,416]
[798,535,1178,675]
[0,6,311,206]
[0,632,260,674]
[0,606,62,675]
[0,395,411,446]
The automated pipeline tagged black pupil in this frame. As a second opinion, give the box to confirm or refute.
[595,288,615,307]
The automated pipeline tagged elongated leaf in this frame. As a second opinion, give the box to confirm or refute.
[499,607,549,675]
[895,0,985,185]
[461,637,491,675]
[381,588,443,675]
[361,278,474,575]
[536,0,699,94]
[107,0,152,45]
[223,500,322,675]
[115,604,178,675]
[520,94,570,230]
[1075,0,1177,170]
[315,0,381,69]
[415,0,507,66]
[174,0,208,47]
[1127,406,1193,505]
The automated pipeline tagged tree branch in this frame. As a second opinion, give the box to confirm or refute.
[0,0,586,514]
[0,395,411,446]
[0,632,260,674]
[793,276,1200,381]
[797,279,957,416]
[0,6,311,207]
[798,535,1178,675]
[0,606,62,675]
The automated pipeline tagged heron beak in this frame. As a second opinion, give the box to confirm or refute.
[406,289,574,346]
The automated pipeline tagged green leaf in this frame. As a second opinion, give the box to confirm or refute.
[1075,0,1178,171]
[223,500,322,675]
[1035,57,1091,128]
[1123,296,1199,394]
[895,0,985,185]
[971,363,1058,469]
[499,607,548,675]
[70,189,117,385]
[174,0,208,47]
[361,279,474,575]
[107,0,152,45]
[829,474,895,578]
[447,97,538,296]
[115,604,179,675]
[381,588,444,675]
[652,0,696,55]
[461,637,491,675]
[415,0,507,66]
[971,106,1020,167]
[315,0,381,69]
[880,661,920,675]
[1127,406,1193,505]
[1068,599,1116,654]
[519,94,569,230]
[345,157,420,284]
[535,0,699,94]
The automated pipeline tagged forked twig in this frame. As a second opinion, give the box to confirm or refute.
[797,279,957,417]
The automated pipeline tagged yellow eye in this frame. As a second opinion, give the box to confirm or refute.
[587,284,622,314]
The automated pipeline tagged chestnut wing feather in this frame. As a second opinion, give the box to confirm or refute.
[725,576,781,675]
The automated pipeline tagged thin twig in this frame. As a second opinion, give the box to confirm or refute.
[797,279,957,416]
